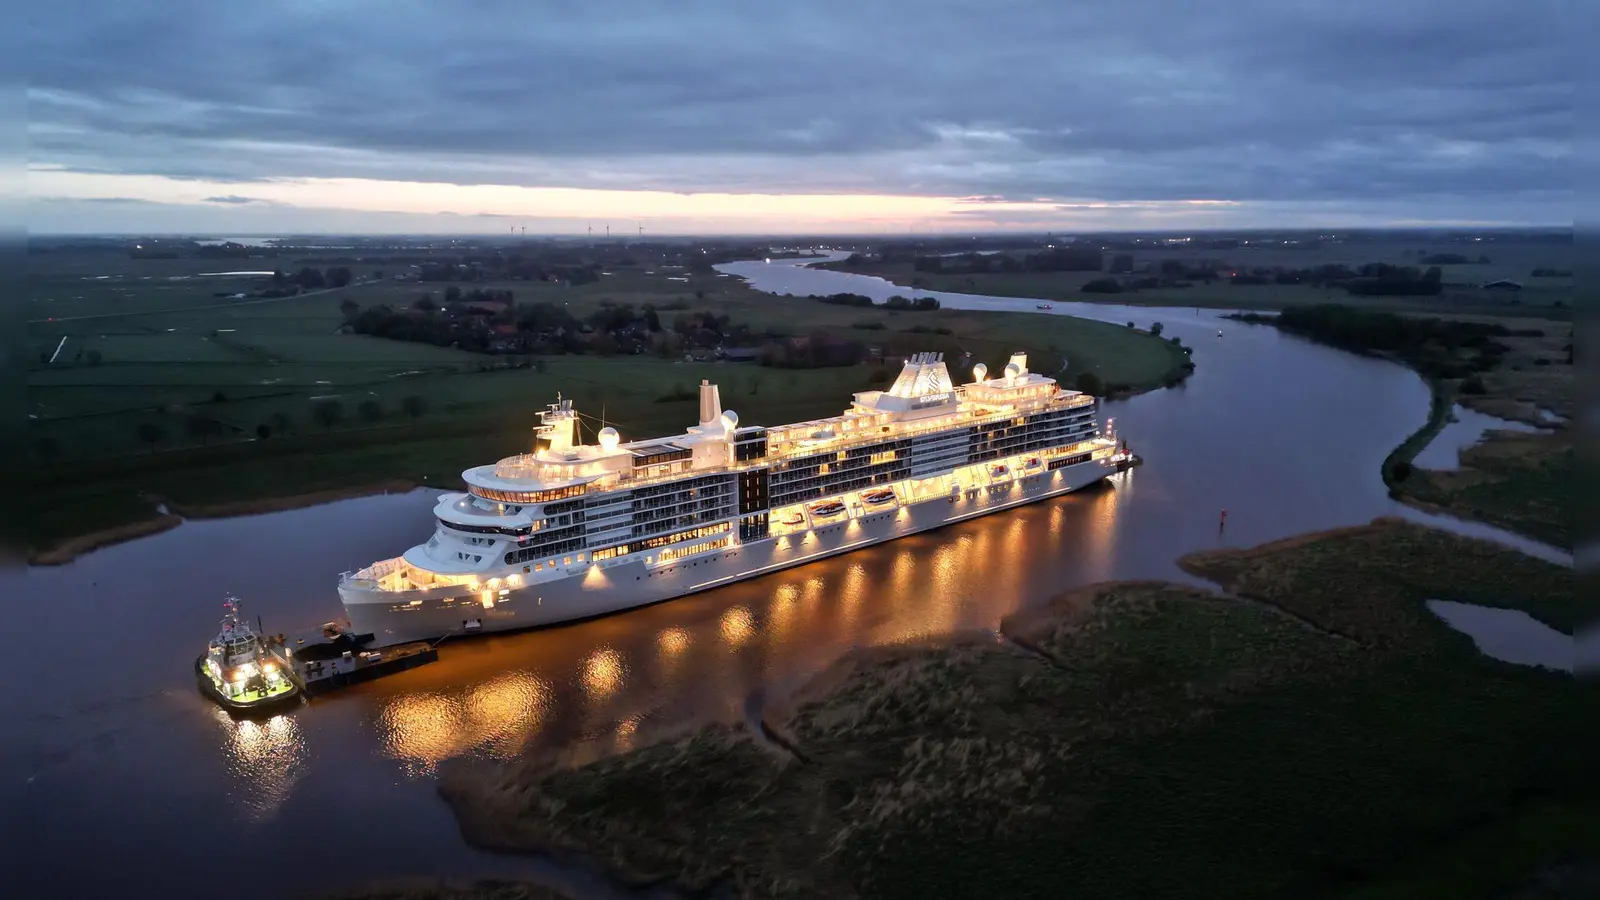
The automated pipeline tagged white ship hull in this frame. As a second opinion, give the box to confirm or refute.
[340,456,1113,645]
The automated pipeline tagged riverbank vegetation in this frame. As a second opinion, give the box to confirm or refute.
[435,519,1586,900]
[819,233,1572,317]
[25,245,1187,560]
[1228,305,1574,548]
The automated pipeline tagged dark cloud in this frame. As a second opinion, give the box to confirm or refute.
[27,0,1574,222]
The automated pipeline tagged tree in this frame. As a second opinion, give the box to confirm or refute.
[358,399,384,422]
[312,399,345,431]
[326,267,353,288]
[255,423,272,440]
[339,298,361,319]
[444,285,463,304]
[1149,321,1164,337]
[1074,371,1104,395]
[643,306,662,332]
[212,390,228,403]
[413,296,437,312]
[268,411,292,435]
[400,395,426,418]
[136,421,167,452]
[86,349,103,366]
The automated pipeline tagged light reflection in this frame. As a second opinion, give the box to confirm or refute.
[217,710,306,823]
[720,606,755,647]
[583,649,625,701]
[658,627,689,657]
[1078,485,1119,584]
[379,671,552,774]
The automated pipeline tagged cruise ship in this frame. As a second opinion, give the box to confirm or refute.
[339,351,1127,644]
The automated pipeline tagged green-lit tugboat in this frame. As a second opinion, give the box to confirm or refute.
[196,597,301,716]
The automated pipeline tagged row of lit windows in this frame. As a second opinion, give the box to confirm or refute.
[471,484,586,505]
[504,537,585,565]
[659,536,732,563]
[1047,452,1094,470]
[639,522,729,548]
[588,522,733,562]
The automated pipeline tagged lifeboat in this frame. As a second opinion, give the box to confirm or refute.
[808,499,847,517]
[990,464,1010,478]
[860,488,897,505]
[780,512,805,526]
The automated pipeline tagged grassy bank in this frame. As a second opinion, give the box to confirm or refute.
[435,519,1586,900]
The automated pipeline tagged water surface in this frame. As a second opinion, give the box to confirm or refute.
[1413,404,1545,470]
[1426,600,1572,672]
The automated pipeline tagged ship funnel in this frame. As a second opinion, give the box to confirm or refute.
[698,379,723,426]
[1007,351,1029,376]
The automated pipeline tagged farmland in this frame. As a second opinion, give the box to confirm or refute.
[822,235,1575,317]
[24,245,1188,556]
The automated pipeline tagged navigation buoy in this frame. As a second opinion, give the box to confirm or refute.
[1219,509,1228,529]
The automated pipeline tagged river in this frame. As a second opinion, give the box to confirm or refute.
[1,256,1563,898]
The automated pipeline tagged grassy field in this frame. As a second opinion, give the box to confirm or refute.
[824,238,1575,317]
[24,251,1186,556]
[436,519,1587,900]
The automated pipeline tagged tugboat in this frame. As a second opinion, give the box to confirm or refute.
[196,597,300,716]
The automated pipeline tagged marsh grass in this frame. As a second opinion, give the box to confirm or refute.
[437,520,1588,900]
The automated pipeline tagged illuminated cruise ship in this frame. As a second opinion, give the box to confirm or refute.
[339,351,1126,644]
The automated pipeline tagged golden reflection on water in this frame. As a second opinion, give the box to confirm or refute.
[1078,483,1120,584]
[217,710,305,822]
[658,626,689,659]
[720,605,755,647]
[582,648,625,701]
[379,670,552,774]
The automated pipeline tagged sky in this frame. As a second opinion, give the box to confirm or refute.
[27,0,1574,235]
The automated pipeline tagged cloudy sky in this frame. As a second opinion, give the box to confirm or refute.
[29,0,1572,235]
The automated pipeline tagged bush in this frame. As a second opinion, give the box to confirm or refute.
[255,424,271,440]
[1074,371,1104,395]
[852,320,887,331]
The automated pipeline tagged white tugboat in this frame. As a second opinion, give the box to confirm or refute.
[196,597,300,715]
